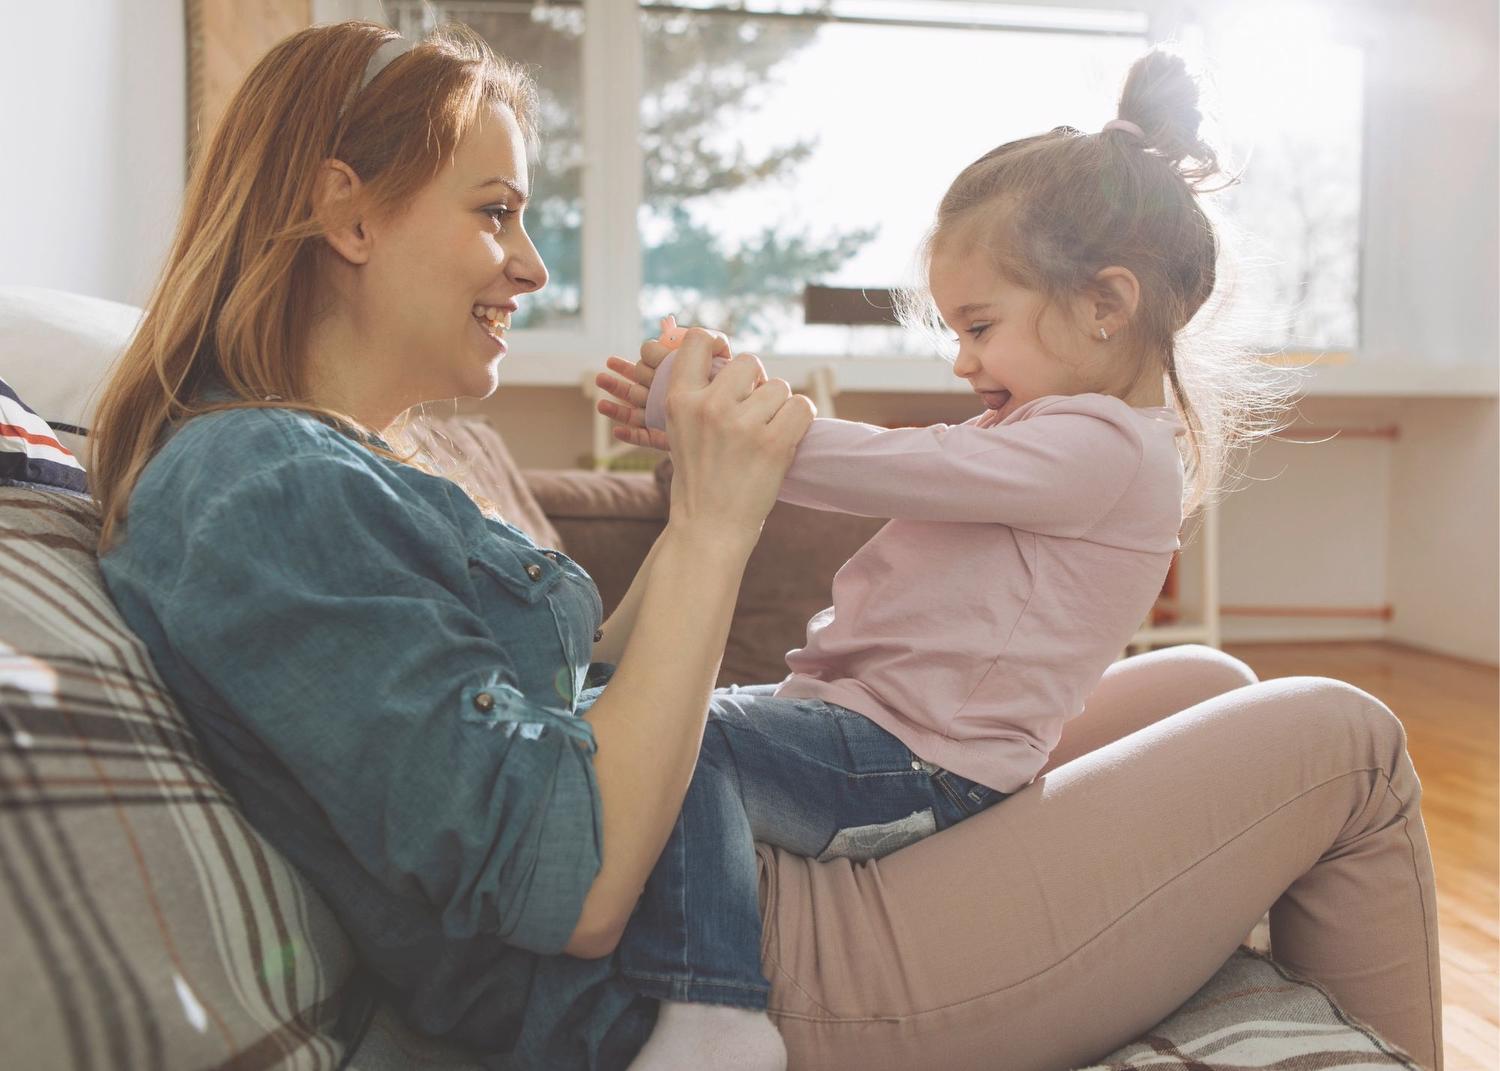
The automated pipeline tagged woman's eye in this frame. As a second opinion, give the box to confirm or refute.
[484,206,513,227]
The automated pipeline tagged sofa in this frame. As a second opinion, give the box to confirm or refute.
[0,286,1423,1069]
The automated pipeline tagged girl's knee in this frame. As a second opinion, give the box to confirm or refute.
[1179,644,1259,690]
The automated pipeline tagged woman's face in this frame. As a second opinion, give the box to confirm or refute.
[340,102,547,415]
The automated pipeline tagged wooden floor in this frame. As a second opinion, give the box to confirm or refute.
[1224,642,1499,1071]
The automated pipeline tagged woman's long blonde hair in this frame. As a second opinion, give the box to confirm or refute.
[90,20,537,551]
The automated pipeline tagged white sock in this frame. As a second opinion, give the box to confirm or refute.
[626,1001,787,1071]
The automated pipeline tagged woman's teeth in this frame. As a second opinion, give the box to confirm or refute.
[471,304,510,340]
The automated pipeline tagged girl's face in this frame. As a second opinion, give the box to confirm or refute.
[929,243,1120,421]
[325,102,547,420]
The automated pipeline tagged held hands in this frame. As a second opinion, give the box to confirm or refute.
[595,315,746,451]
[594,316,816,542]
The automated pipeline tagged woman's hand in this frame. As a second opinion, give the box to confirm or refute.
[595,323,767,451]
[646,328,814,546]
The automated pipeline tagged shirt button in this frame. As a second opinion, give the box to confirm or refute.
[525,564,543,581]
[911,760,922,771]
[544,551,559,561]
[472,692,495,712]
[593,628,604,642]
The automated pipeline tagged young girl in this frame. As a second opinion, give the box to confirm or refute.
[597,49,1286,1071]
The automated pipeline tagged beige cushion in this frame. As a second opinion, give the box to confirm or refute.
[0,286,142,458]
[405,413,565,551]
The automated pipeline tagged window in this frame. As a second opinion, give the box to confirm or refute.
[1184,8,1364,351]
[386,0,1365,383]
[639,2,1150,355]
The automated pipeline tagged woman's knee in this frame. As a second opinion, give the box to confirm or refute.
[1252,675,1410,773]
[1169,644,1259,690]
[1088,644,1258,719]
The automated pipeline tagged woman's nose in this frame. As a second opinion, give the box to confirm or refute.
[508,231,548,294]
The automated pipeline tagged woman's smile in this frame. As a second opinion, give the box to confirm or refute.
[471,302,510,355]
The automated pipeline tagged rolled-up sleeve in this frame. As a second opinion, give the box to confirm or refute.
[159,454,601,956]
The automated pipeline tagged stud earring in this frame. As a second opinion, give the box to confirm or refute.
[1098,327,1109,341]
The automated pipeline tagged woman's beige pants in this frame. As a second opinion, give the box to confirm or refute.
[756,645,1443,1070]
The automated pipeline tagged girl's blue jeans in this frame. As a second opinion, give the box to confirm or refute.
[616,684,1008,1009]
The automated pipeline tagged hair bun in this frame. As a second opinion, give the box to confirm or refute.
[1117,48,1226,189]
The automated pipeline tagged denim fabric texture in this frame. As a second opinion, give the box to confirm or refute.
[99,398,654,1070]
[617,685,1008,1008]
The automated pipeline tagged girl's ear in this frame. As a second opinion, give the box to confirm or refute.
[314,160,373,266]
[1082,266,1141,340]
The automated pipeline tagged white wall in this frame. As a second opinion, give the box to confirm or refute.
[1171,395,1499,664]
[1387,399,1500,665]
[0,0,184,307]
[1211,400,1396,645]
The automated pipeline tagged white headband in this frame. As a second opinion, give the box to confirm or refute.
[359,36,416,93]
[1101,118,1145,139]
[337,36,416,123]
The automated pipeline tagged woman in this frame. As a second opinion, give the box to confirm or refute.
[91,21,1442,1071]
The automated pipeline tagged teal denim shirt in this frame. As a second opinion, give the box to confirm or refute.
[99,402,653,1068]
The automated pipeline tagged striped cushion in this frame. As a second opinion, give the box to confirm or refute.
[0,488,362,1069]
[1,379,87,497]
[1081,948,1421,1069]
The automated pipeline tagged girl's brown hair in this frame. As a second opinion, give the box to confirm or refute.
[901,48,1297,515]
[90,20,538,550]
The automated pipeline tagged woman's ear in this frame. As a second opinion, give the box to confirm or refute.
[1082,266,1140,341]
[314,160,372,266]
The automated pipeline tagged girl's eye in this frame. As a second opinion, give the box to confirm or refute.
[484,206,514,228]
[965,323,991,339]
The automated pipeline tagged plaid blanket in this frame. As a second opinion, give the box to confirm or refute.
[0,486,1421,1070]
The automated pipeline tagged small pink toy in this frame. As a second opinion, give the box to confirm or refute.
[643,314,729,432]
[656,313,689,350]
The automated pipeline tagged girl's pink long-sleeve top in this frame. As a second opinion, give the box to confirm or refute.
[768,393,1187,793]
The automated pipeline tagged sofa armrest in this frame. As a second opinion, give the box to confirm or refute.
[727,499,884,686]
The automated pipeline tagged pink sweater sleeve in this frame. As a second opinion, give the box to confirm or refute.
[777,400,1145,536]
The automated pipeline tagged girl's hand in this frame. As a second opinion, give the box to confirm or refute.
[594,321,699,450]
[595,317,763,451]
[650,327,815,545]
